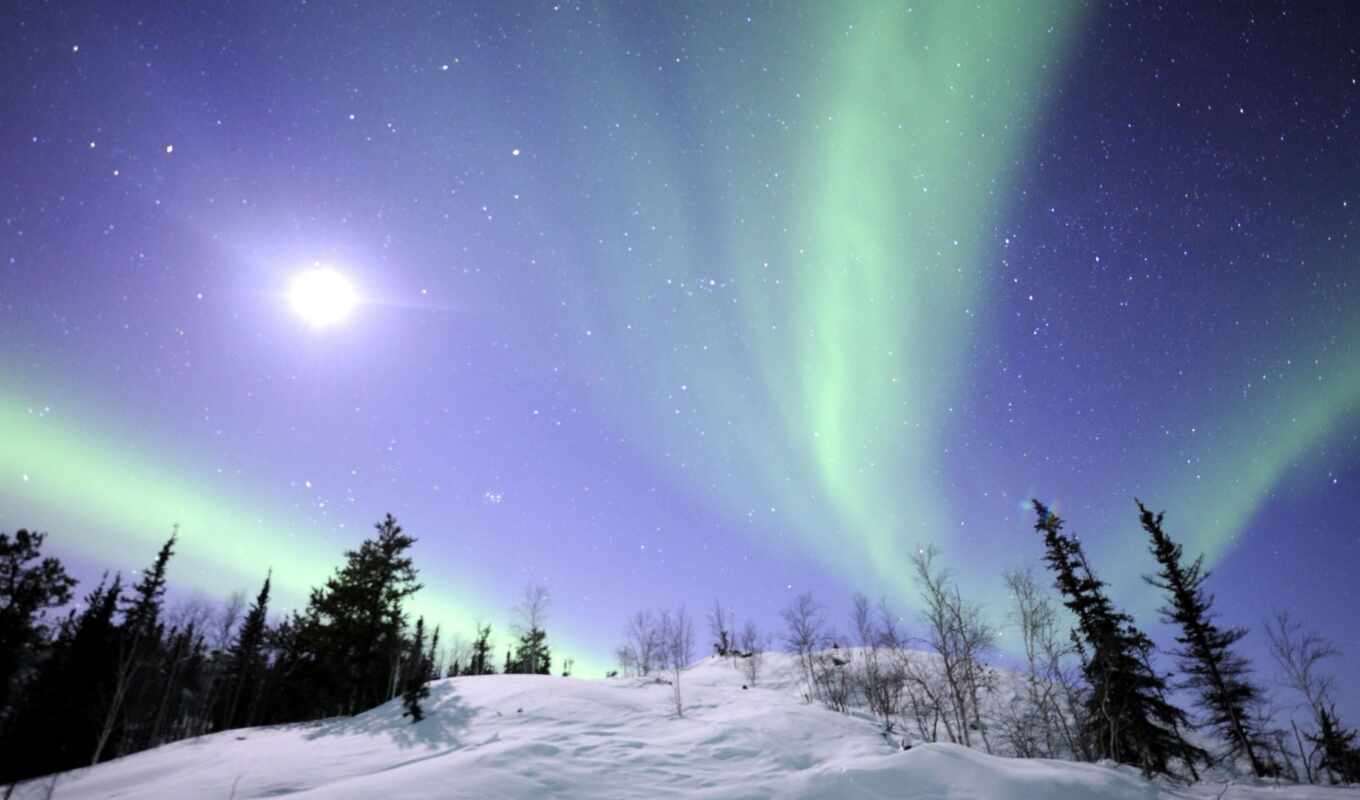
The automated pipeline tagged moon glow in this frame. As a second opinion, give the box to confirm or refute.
[289,268,357,328]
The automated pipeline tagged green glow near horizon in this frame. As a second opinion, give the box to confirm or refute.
[6,3,1352,677]
[0,394,607,675]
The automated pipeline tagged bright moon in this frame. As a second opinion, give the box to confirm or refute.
[289,268,357,327]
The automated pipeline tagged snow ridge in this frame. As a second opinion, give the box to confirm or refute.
[12,654,1357,799]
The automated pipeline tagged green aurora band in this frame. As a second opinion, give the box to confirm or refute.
[5,3,1357,672]
[793,4,1077,581]
[0,391,608,674]
[572,3,1090,603]
[1095,316,1360,594]
[570,2,1359,617]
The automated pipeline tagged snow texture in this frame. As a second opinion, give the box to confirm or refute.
[8,654,1358,799]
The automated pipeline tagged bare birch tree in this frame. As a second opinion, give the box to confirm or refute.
[780,592,827,703]
[618,610,662,677]
[1265,610,1341,783]
[659,607,694,716]
[999,568,1081,758]
[851,594,904,732]
[737,620,766,687]
[910,545,995,752]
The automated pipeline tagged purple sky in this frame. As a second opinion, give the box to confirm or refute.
[2,2,1357,716]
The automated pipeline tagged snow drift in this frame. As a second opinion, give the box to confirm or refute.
[9,654,1356,799]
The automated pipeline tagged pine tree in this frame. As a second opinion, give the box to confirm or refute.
[427,625,441,679]
[146,620,206,747]
[1309,705,1360,784]
[221,571,271,730]
[257,614,313,724]
[509,585,551,674]
[513,627,552,675]
[0,528,77,721]
[468,623,495,675]
[1032,500,1205,777]
[401,617,431,722]
[2,573,123,783]
[283,514,421,717]
[122,533,176,639]
[93,531,177,765]
[1138,500,1275,776]
[170,624,208,741]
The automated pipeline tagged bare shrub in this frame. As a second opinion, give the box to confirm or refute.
[851,594,905,732]
[736,620,767,687]
[708,599,735,657]
[780,592,828,702]
[1265,610,1343,783]
[617,610,662,677]
[998,568,1083,759]
[659,607,695,716]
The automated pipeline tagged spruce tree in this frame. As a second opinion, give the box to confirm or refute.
[514,627,552,675]
[122,533,176,639]
[221,571,271,729]
[285,514,421,717]
[427,625,441,679]
[2,573,123,783]
[510,585,551,674]
[401,617,431,722]
[468,623,495,675]
[258,614,313,724]
[94,532,177,764]
[146,620,205,747]
[1309,705,1360,784]
[1032,500,1205,777]
[1138,500,1274,776]
[0,528,77,721]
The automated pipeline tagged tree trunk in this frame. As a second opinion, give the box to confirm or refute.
[1292,720,1314,784]
[148,649,186,747]
[92,637,143,766]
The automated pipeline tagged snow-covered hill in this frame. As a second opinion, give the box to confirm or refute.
[10,655,1358,799]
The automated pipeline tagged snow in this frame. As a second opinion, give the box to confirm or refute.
[9,654,1359,799]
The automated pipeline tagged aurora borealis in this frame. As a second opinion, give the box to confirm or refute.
[2,1,1357,699]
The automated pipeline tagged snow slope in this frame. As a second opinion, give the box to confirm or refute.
[11,655,1359,799]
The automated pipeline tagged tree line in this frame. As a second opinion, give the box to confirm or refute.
[614,499,1359,784]
[3,500,1356,787]
[0,515,564,787]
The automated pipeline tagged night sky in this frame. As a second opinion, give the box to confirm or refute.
[2,2,1357,710]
